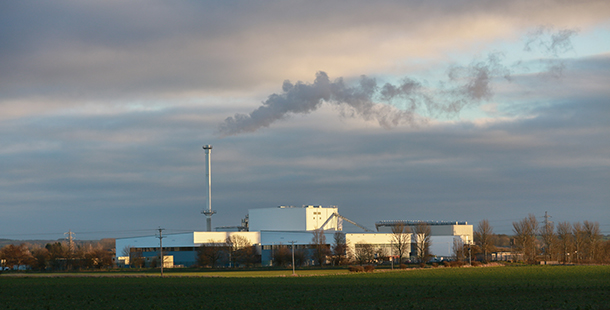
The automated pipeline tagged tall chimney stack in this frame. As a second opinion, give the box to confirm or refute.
[202,145,215,231]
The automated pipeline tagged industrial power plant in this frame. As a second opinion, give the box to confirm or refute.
[115,145,473,268]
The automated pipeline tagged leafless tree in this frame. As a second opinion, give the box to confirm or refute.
[198,239,227,268]
[354,242,375,265]
[272,244,292,267]
[572,222,586,262]
[30,246,50,271]
[414,222,432,263]
[452,237,466,262]
[0,244,34,268]
[226,235,256,267]
[582,221,602,262]
[129,249,145,268]
[85,244,113,269]
[601,241,610,264]
[311,229,330,266]
[474,219,495,262]
[512,214,539,263]
[391,223,411,264]
[331,232,350,266]
[556,221,573,263]
[293,248,309,267]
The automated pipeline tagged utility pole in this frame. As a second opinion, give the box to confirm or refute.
[466,235,472,265]
[157,227,165,277]
[291,241,296,276]
[391,239,394,270]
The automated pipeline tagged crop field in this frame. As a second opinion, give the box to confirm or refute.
[1,265,609,309]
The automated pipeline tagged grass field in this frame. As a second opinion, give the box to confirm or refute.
[1,265,609,309]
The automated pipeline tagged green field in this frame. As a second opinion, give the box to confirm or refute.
[1,265,609,309]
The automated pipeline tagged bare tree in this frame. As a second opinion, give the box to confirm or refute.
[331,232,350,266]
[129,249,145,268]
[311,229,330,266]
[452,237,466,262]
[582,221,602,262]
[272,244,292,267]
[30,246,50,271]
[0,244,34,268]
[413,222,432,263]
[601,240,610,264]
[226,235,256,267]
[121,245,132,258]
[556,221,573,263]
[391,223,411,264]
[198,239,226,268]
[354,242,375,265]
[474,219,495,262]
[572,222,586,263]
[512,214,539,263]
[293,248,309,267]
[86,244,113,269]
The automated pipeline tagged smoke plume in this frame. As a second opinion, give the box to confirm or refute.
[523,25,579,78]
[218,59,508,137]
[218,27,577,136]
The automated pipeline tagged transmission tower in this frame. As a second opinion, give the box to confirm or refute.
[542,211,553,227]
[64,230,75,254]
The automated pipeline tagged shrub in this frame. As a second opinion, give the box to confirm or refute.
[364,265,375,272]
[446,261,467,267]
[432,263,439,268]
[348,266,364,272]
[399,264,408,269]
[472,261,482,267]
[442,261,451,267]
[419,263,426,268]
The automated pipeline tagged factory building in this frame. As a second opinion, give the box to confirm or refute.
[376,220,474,261]
[115,206,472,267]
[375,220,473,243]
[115,231,260,267]
[249,205,341,231]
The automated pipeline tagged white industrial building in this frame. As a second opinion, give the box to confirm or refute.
[116,205,472,267]
[249,205,341,231]
[375,220,473,241]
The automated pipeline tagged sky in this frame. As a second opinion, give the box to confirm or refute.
[1,0,609,241]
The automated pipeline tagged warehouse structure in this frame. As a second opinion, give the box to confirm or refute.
[116,205,472,267]
[375,220,474,257]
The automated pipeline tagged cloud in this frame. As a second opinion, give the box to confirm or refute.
[1,1,610,239]
[1,1,607,111]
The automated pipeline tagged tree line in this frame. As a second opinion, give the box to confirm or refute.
[0,239,115,271]
[195,235,261,268]
[458,216,610,264]
[510,214,609,264]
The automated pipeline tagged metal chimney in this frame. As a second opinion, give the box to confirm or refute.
[202,145,215,231]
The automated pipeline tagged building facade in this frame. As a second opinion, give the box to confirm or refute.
[115,206,473,267]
